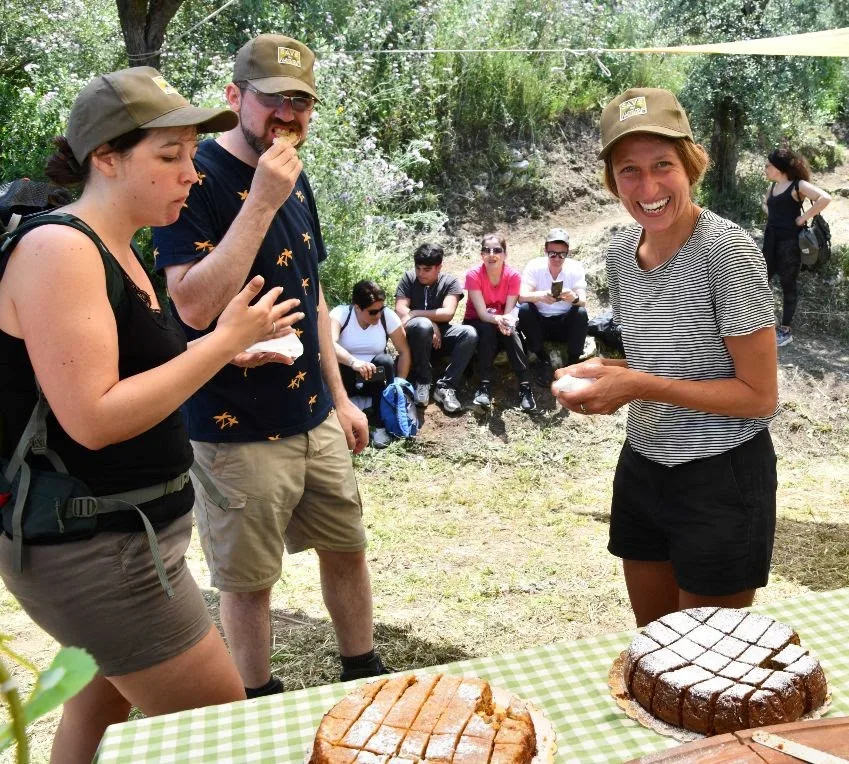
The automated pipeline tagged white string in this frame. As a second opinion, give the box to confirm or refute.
[328,47,604,55]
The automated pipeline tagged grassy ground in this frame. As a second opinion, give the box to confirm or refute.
[3,165,849,764]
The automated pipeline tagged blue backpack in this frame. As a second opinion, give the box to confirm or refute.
[380,379,419,438]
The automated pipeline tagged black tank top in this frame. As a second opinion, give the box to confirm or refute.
[766,182,802,235]
[0,228,194,534]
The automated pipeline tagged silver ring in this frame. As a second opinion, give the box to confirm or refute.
[580,403,587,414]
[271,321,277,334]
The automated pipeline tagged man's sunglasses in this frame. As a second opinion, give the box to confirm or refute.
[481,247,504,255]
[244,84,315,113]
[366,306,384,316]
[546,251,568,259]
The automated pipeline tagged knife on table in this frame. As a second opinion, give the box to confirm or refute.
[751,731,849,764]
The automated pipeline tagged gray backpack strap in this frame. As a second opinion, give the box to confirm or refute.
[64,496,175,598]
[189,461,230,510]
[10,460,31,574]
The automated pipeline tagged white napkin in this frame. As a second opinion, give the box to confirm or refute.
[245,333,304,358]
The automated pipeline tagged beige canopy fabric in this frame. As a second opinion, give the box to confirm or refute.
[617,27,849,57]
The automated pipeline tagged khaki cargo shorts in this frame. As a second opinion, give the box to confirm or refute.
[191,412,366,592]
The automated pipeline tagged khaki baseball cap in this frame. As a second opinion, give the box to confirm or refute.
[598,87,693,159]
[66,67,237,164]
[545,228,570,245]
[233,34,318,100]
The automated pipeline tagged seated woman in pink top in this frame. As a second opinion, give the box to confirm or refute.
[463,233,535,412]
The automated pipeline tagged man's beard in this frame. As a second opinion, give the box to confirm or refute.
[241,122,270,156]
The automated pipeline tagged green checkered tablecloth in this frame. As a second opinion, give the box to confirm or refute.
[95,587,849,763]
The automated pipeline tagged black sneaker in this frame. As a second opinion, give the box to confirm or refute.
[519,383,536,412]
[340,654,395,681]
[472,382,492,409]
[244,675,284,699]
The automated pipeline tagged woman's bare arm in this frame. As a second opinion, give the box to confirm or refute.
[7,226,299,449]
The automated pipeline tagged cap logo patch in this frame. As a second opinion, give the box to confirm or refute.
[619,96,647,121]
[152,76,178,95]
[278,47,302,68]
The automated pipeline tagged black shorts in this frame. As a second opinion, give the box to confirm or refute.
[608,429,777,597]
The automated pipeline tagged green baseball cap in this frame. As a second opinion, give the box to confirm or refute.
[233,34,318,100]
[66,67,237,164]
[598,87,693,159]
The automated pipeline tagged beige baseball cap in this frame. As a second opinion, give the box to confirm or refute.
[545,228,570,245]
[598,87,693,159]
[233,34,318,99]
[66,67,237,164]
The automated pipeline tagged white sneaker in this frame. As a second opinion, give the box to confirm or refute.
[372,427,391,448]
[434,386,462,413]
[414,382,430,407]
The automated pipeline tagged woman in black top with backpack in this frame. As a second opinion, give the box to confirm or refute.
[762,147,831,347]
[0,68,303,762]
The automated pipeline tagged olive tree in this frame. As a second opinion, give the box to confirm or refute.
[647,0,844,215]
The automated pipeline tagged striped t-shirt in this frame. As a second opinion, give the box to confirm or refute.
[607,210,776,466]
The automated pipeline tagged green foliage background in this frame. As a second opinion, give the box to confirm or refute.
[1,0,847,300]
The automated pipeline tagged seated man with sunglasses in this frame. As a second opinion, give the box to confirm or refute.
[518,228,589,384]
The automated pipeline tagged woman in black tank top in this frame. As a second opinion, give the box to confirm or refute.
[761,147,831,347]
[0,68,304,762]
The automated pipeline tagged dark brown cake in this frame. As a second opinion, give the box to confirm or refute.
[624,607,827,735]
[310,674,538,763]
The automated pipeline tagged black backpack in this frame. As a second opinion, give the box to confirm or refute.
[0,179,72,234]
[810,214,832,267]
[793,180,832,270]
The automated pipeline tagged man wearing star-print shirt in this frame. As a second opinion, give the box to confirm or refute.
[153,34,390,697]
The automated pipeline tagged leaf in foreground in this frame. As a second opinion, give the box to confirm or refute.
[0,647,97,752]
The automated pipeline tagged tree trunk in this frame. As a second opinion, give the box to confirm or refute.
[115,0,185,70]
[708,98,743,212]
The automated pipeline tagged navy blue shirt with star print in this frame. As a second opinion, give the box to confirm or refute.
[153,138,332,442]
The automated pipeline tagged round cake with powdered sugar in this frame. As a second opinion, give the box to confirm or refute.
[622,607,827,735]
[308,674,550,763]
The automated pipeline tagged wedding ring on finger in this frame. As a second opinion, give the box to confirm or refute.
[580,403,587,414]
[271,321,276,334]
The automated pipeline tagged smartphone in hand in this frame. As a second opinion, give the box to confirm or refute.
[550,281,563,299]
[372,366,387,382]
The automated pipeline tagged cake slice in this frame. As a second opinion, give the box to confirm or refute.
[452,734,493,763]
[360,676,417,724]
[713,683,757,734]
[681,676,734,734]
[622,634,662,686]
[410,675,461,732]
[747,688,786,728]
[382,675,440,729]
[629,648,689,710]
[363,726,406,756]
[650,665,713,727]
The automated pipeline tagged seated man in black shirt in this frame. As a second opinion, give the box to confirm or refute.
[394,243,477,413]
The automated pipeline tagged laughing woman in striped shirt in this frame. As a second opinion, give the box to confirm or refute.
[554,88,778,627]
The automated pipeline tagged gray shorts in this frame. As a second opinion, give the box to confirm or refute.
[192,411,366,592]
[0,511,211,676]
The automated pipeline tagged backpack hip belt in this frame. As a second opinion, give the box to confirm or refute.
[2,391,229,601]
